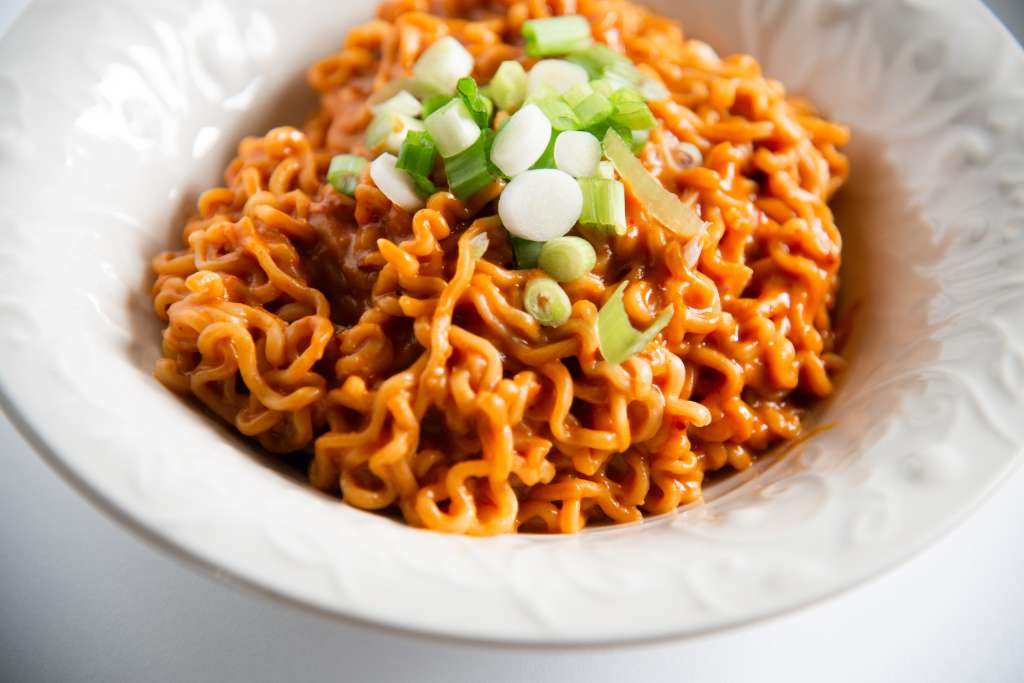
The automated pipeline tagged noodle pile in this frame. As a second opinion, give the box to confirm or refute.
[151,0,849,534]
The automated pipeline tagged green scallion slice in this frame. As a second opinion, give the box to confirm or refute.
[326,154,368,197]
[597,281,675,364]
[510,236,544,269]
[578,177,626,235]
[422,94,453,118]
[538,236,596,282]
[396,131,438,197]
[573,91,613,129]
[456,77,494,128]
[425,97,481,158]
[608,89,657,131]
[443,131,496,198]
[365,110,425,155]
[524,277,572,327]
[522,16,592,58]
[602,130,703,238]
[489,60,527,112]
[527,85,578,131]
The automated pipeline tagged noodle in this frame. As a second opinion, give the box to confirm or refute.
[151,0,849,535]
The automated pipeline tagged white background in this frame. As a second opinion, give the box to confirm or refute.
[1,2,1023,681]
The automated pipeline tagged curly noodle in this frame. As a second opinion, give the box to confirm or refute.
[152,0,849,535]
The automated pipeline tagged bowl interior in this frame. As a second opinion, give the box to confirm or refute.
[0,0,1022,644]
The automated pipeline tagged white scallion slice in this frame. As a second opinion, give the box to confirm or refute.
[371,90,422,118]
[554,130,601,178]
[490,104,552,177]
[526,59,589,96]
[424,98,481,157]
[365,111,424,155]
[412,36,475,95]
[370,153,425,213]
[498,168,582,242]
[596,160,615,179]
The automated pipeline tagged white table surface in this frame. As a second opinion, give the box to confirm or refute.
[2,2,1023,681]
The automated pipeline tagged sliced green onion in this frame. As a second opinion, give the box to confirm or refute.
[573,91,613,129]
[609,88,657,130]
[597,281,674,364]
[527,59,590,96]
[468,232,490,261]
[510,236,544,269]
[538,236,596,282]
[568,44,634,79]
[444,132,496,199]
[490,60,527,112]
[421,94,453,118]
[602,130,703,238]
[524,277,572,327]
[367,77,414,106]
[596,160,615,179]
[456,77,494,128]
[396,131,438,197]
[490,103,552,177]
[412,36,475,95]
[589,79,616,98]
[578,177,626,235]
[531,132,558,170]
[553,130,601,177]
[425,98,481,158]
[370,153,425,212]
[527,85,578,131]
[327,154,367,197]
[562,81,594,108]
[371,90,422,118]
[499,168,582,241]
[522,16,592,57]
[365,110,425,155]
[629,128,650,152]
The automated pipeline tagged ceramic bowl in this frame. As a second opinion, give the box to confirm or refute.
[0,0,1022,645]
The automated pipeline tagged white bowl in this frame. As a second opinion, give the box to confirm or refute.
[0,0,1022,646]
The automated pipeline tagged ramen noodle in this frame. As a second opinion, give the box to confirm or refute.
[151,0,849,534]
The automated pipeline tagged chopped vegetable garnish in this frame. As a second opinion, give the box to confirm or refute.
[602,130,703,238]
[527,86,579,131]
[510,236,544,269]
[573,91,613,129]
[526,59,590,96]
[443,132,496,198]
[370,153,425,212]
[468,232,490,261]
[524,277,572,327]
[365,110,425,155]
[561,82,594,108]
[596,160,615,179]
[326,154,367,197]
[396,131,438,197]
[578,177,626,234]
[490,104,552,177]
[424,98,481,157]
[553,130,601,177]
[371,90,422,118]
[490,60,528,112]
[531,132,558,170]
[456,77,494,128]
[608,89,657,131]
[412,36,475,95]
[522,16,592,57]
[568,44,634,80]
[538,236,596,282]
[498,168,582,242]
[597,281,675,364]
[629,128,650,152]
[421,94,453,118]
